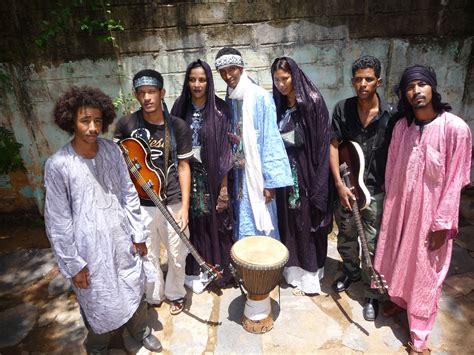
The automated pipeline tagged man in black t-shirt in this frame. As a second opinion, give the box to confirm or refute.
[329,56,398,321]
[114,69,193,315]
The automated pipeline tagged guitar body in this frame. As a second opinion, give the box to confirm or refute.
[118,138,223,288]
[338,140,371,210]
[120,137,166,201]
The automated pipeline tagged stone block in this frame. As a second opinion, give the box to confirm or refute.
[214,288,264,354]
[113,3,179,30]
[264,288,343,351]
[253,21,299,45]
[300,63,339,89]
[292,44,340,66]
[228,1,277,23]
[322,0,367,16]
[0,303,38,348]
[256,69,273,92]
[444,272,474,296]
[303,22,348,42]
[48,273,72,297]
[346,11,439,38]
[26,80,51,104]
[341,323,369,352]
[0,249,56,296]
[183,3,229,26]
[448,243,474,277]
[205,24,253,48]
[460,195,474,222]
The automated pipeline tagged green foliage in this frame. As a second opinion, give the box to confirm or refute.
[113,92,137,116]
[0,127,25,174]
[35,0,124,49]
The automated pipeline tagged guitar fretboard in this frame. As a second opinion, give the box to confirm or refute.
[121,145,209,269]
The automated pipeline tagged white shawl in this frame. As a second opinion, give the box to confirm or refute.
[228,71,273,233]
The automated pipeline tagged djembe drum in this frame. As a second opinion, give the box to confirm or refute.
[230,236,289,334]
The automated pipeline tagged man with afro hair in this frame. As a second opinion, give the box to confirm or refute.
[44,86,162,353]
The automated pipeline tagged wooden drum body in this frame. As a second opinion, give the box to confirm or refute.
[230,236,289,334]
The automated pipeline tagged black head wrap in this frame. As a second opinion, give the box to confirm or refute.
[171,60,232,199]
[271,56,332,215]
[397,65,437,95]
[394,64,451,125]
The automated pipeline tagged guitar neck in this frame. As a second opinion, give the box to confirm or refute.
[123,155,208,268]
[340,161,386,294]
[350,199,373,271]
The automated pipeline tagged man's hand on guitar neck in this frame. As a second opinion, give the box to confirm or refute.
[336,182,356,210]
[175,207,189,232]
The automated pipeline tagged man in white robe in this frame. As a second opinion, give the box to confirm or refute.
[44,86,162,354]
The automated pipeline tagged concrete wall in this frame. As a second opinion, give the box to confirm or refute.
[0,0,473,213]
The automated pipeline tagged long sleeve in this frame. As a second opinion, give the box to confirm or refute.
[259,91,293,189]
[114,143,149,244]
[384,119,404,196]
[308,98,330,212]
[430,118,472,233]
[44,157,86,279]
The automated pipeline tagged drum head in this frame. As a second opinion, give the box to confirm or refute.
[231,236,289,270]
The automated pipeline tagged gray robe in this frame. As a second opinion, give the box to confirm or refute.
[44,138,148,334]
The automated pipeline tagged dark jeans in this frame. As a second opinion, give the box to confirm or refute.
[334,192,385,299]
[82,296,150,354]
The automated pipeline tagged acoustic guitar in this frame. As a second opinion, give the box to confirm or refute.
[118,137,223,289]
[338,140,387,294]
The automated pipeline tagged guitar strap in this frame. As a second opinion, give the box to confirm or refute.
[164,118,170,180]
[162,100,178,181]
[363,103,394,182]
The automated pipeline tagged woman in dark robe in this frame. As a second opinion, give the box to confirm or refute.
[271,57,334,295]
[171,59,233,292]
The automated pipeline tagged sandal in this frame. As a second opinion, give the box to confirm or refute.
[292,287,306,296]
[170,298,185,315]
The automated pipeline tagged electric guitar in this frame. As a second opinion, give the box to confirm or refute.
[118,137,223,289]
[338,141,387,294]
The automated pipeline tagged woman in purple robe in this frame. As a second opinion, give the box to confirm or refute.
[171,59,233,292]
[271,57,333,295]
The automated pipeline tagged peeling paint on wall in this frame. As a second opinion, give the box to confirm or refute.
[0,1,473,214]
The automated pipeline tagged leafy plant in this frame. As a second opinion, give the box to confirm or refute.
[0,127,25,174]
[35,0,124,48]
[113,92,137,116]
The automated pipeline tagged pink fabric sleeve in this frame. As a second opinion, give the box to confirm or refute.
[384,119,404,195]
[430,120,472,235]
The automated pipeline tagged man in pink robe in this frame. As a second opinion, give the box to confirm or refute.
[373,65,472,354]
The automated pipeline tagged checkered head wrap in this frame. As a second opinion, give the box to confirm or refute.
[215,47,244,70]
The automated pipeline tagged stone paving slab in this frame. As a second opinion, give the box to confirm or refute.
[0,303,38,348]
[0,238,473,353]
[0,249,56,296]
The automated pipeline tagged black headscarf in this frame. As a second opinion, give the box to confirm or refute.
[171,60,232,198]
[395,64,451,125]
[271,56,331,212]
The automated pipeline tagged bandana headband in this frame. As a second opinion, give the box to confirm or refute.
[133,76,163,89]
[215,54,244,70]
